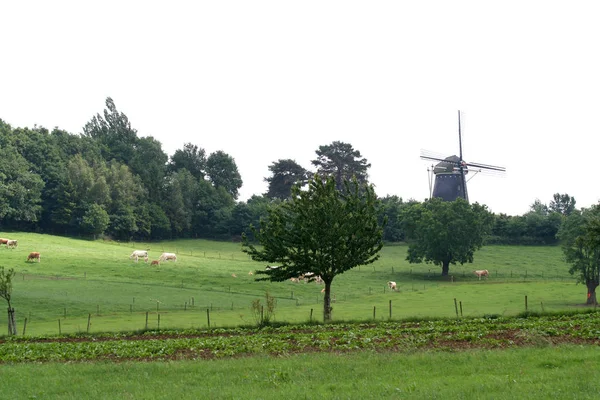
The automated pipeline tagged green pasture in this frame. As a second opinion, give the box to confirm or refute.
[1,345,599,399]
[0,232,585,336]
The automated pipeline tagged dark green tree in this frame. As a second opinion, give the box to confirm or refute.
[311,141,371,191]
[168,143,206,180]
[558,207,600,305]
[0,146,45,227]
[83,97,138,165]
[206,151,243,199]
[242,175,385,321]
[402,198,494,276]
[264,159,310,200]
[130,136,168,203]
[81,203,110,238]
[549,193,576,216]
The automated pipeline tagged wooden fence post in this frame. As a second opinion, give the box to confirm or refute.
[22,318,27,336]
[373,306,376,320]
[454,298,459,319]
[525,295,528,311]
[158,314,160,330]
[58,319,61,335]
[459,301,463,317]
[145,312,148,330]
[310,308,313,322]
[87,313,91,333]
[207,308,211,328]
[389,300,392,320]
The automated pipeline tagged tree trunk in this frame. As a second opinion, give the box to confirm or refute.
[441,261,450,276]
[7,307,16,336]
[586,280,598,305]
[323,282,332,321]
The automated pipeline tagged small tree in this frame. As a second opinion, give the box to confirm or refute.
[242,175,385,321]
[0,267,16,335]
[558,207,600,305]
[402,198,493,276]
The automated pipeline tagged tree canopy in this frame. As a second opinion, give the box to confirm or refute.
[402,198,493,276]
[242,175,385,321]
[264,159,310,200]
[311,141,371,191]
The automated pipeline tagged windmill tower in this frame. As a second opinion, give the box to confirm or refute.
[421,111,505,202]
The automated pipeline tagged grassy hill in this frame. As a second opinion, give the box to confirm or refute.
[0,232,584,336]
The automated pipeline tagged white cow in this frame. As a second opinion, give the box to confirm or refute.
[6,239,17,249]
[159,252,177,262]
[388,281,398,291]
[130,250,148,263]
[473,269,489,280]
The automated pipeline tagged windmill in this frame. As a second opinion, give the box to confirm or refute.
[421,111,505,202]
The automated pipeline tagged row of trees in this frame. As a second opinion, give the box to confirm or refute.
[0,97,583,246]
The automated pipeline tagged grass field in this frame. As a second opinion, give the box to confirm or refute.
[0,232,585,336]
[1,346,599,399]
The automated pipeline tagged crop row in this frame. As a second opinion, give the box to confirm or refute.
[1,311,600,363]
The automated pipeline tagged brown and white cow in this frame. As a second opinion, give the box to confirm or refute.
[473,269,489,280]
[388,281,398,291]
[0,238,8,247]
[6,239,17,249]
[27,252,41,262]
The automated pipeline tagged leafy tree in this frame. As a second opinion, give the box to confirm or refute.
[0,146,45,226]
[82,97,139,165]
[402,198,493,276]
[529,199,549,216]
[242,175,385,321]
[558,207,600,305]
[81,204,110,238]
[130,136,168,202]
[206,151,243,199]
[311,141,371,191]
[0,267,16,335]
[168,143,206,180]
[379,195,417,242]
[264,159,310,200]
[549,193,576,216]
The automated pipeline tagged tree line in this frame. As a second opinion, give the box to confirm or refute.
[0,97,579,245]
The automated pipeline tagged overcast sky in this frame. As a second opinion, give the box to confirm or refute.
[2,1,599,216]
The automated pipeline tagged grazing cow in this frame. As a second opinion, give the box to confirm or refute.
[159,252,177,262]
[290,277,299,283]
[27,252,41,262]
[130,250,148,262]
[7,239,17,248]
[248,271,254,275]
[388,281,398,291]
[0,238,8,247]
[473,270,489,280]
[150,260,160,266]
[231,273,237,278]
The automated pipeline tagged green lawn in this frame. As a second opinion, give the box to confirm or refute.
[1,345,598,399]
[0,232,585,336]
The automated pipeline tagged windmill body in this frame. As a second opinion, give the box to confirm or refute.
[421,111,505,202]
[431,155,468,202]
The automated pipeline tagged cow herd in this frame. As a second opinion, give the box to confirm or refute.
[129,250,177,265]
[1,237,42,263]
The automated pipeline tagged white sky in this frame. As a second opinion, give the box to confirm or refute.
[2,1,599,216]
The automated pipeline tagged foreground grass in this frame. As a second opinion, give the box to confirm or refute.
[1,346,598,399]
